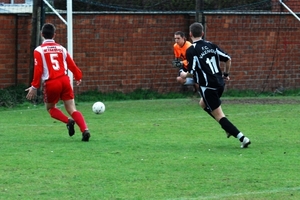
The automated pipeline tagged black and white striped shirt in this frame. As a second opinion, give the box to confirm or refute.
[186,39,231,88]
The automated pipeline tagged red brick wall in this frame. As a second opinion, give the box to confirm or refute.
[1,11,300,94]
[0,15,18,86]
[1,0,26,3]
[14,14,193,94]
[205,14,300,91]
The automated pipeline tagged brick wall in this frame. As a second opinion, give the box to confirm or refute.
[1,9,300,94]
[14,14,194,94]
[205,13,300,91]
[0,15,18,86]
[1,0,26,3]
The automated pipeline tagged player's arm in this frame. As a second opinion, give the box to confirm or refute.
[172,45,184,68]
[173,57,188,68]
[181,43,191,68]
[216,46,231,80]
[66,53,82,81]
[31,50,43,89]
[181,59,188,68]
[25,50,43,100]
[223,59,231,80]
[172,59,184,68]
[180,48,193,78]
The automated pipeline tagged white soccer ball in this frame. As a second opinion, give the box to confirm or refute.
[92,101,105,114]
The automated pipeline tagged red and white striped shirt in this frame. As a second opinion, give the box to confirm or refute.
[31,39,82,88]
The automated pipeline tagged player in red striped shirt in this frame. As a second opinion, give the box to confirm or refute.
[25,23,90,142]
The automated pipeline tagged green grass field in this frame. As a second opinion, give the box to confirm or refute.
[1,98,300,200]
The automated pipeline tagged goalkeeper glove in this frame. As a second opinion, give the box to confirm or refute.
[172,60,183,68]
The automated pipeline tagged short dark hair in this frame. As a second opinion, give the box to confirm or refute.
[189,22,203,38]
[41,23,56,39]
[174,31,186,39]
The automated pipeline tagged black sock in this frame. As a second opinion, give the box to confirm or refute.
[219,117,240,138]
[239,136,245,142]
[236,133,246,142]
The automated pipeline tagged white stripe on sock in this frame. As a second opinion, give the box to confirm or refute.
[237,132,244,139]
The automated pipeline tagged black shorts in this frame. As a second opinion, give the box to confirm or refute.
[199,86,224,111]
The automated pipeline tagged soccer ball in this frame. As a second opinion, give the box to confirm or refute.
[92,101,105,114]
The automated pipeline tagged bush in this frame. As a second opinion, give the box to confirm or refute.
[2,84,300,108]
[75,88,194,102]
[0,85,195,108]
[0,84,28,107]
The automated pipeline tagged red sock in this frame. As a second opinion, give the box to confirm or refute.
[49,108,69,123]
[71,111,88,133]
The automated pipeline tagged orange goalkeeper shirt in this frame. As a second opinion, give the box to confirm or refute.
[173,41,192,70]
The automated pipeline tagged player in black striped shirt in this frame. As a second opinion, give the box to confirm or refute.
[182,22,251,148]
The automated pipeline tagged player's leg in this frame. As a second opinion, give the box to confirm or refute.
[63,99,87,132]
[193,83,199,94]
[47,102,76,137]
[212,106,251,148]
[63,99,90,141]
[44,80,69,124]
[200,86,230,137]
[47,103,68,123]
[177,69,186,84]
[199,98,215,119]
[176,76,186,84]
[44,79,75,136]
[61,76,90,141]
[201,86,251,148]
[198,87,215,119]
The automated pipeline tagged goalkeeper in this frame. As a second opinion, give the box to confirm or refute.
[172,31,194,86]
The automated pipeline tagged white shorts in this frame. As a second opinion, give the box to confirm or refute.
[184,78,194,86]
